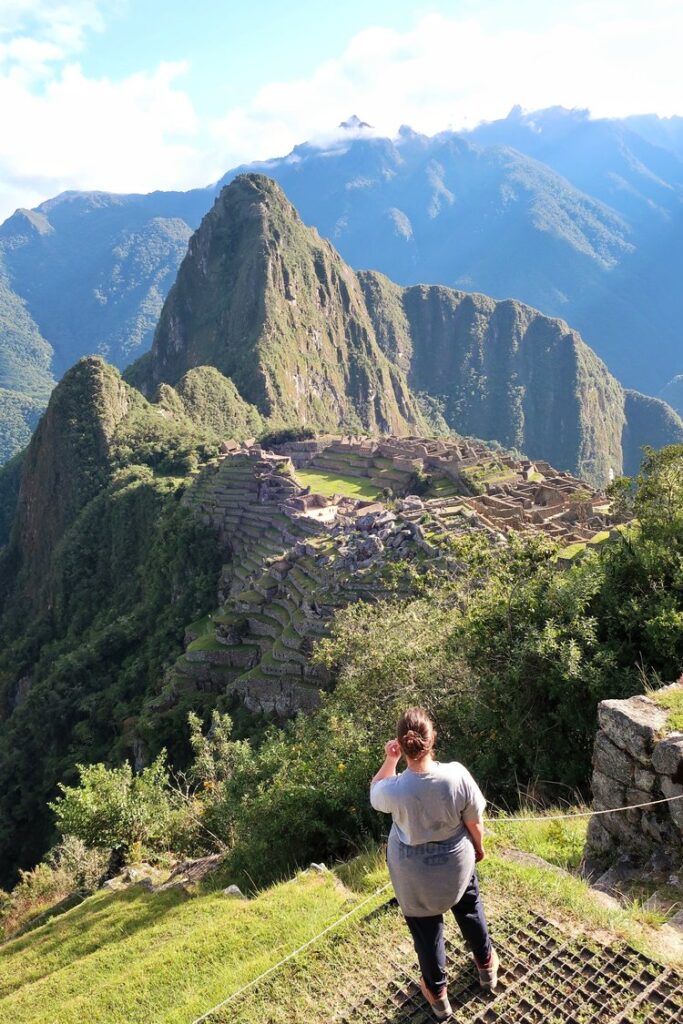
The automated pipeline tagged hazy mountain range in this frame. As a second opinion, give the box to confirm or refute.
[1,106,682,462]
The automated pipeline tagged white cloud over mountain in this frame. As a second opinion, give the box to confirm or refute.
[1,1,682,221]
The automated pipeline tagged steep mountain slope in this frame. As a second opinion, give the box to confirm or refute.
[464,107,683,393]
[622,390,683,474]
[0,356,221,880]
[0,195,203,460]
[130,174,425,435]
[359,272,624,483]
[132,174,683,484]
[3,109,683,462]
[467,105,683,223]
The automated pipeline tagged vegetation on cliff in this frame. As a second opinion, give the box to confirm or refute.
[130,174,425,436]
[128,174,682,485]
[0,358,222,882]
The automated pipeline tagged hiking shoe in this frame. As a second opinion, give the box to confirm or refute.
[476,947,500,991]
[419,977,453,1020]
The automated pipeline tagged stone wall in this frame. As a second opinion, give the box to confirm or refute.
[586,684,683,870]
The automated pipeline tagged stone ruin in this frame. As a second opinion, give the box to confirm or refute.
[151,433,622,722]
[585,683,683,887]
[275,434,615,551]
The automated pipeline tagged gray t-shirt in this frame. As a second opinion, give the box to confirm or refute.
[370,761,486,916]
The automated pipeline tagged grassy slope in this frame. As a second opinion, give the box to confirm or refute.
[649,685,683,731]
[0,872,363,1024]
[294,467,380,500]
[2,815,679,1024]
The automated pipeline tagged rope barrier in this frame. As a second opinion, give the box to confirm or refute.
[189,790,683,1023]
[190,881,393,1024]
[488,792,683,823]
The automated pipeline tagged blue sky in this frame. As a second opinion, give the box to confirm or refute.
[0,1,681,220]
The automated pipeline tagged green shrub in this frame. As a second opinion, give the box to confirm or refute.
[259,425,315,448]
[50,754,177,858]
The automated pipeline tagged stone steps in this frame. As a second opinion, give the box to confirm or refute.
[271,637,308,665]
[246,612,283,638]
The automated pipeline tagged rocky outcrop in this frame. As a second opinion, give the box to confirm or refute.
[585,684,683,871]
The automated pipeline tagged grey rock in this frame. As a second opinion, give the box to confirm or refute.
[592,889,622,910]
[585,815,614,856]
[652,735,683,776]
[357,535,384,560]
[598,695,668,764]
[633,767,657,792]
[591,769,626,810]
[667,908,683,933]
[645,848,674,876]
[593,732,633,784]
[641,812,673,844]
[223,884,247,899]
[661,777,683,832]
[626,787,653,806]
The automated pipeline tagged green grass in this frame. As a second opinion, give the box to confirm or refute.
[649,684,683,731]
[487,807,590,870]
[0,872,368,1024]
[587,530,611,545]
[2,821,679,1024]
[294,468,380,500]
[186,633,223,653]
[217,842,682,1023]
[556,541,587,560]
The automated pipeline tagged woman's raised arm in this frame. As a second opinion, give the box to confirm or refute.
[371,739,402,785]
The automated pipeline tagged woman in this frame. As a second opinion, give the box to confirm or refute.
[370,707,498,1021]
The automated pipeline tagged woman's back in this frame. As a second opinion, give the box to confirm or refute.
[370,760,485,846]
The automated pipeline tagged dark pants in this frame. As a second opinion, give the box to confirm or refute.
[404,872,492,995]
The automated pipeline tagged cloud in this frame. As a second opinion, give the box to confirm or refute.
[1,1,683,221]
[0,2,201,220]
[0,1,109,54]
[208,3,683,169]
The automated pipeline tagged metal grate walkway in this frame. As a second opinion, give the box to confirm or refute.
[336,913,683,1024]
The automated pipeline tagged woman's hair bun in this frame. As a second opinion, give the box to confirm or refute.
[397,707,436,760]
[402,729,426,757]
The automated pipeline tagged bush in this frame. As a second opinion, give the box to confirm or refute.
[259,426,315,448]
[49,754,178,859]
[0,837,108,939]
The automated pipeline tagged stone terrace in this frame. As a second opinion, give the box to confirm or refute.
[162,435,620,719]
[279,435,615,550]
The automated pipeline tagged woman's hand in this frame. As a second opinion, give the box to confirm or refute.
[371,739,402,786]
[384,739,401,760]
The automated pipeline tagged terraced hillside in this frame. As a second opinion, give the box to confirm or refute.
[160,434,620,719]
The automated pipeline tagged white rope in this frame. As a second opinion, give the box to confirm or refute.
[189,881,392,1024]
[489,792,683,823]
[189,790,683,1023]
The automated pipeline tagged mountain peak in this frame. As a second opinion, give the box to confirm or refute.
[338,114,373,131]
[0,207,53,238]
[130,174,422,435]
